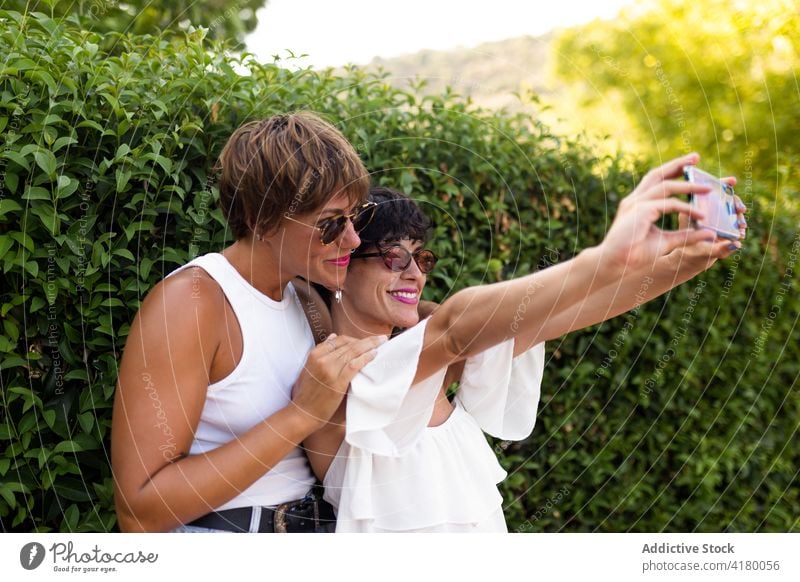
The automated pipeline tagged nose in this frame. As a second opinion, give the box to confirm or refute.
[339,217,361,250]
[401,254,425,283]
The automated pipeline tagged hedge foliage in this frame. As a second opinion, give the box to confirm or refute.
[1,11,797,532]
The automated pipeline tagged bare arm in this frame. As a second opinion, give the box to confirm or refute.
[112,271,381,532]
[414,153,721,382]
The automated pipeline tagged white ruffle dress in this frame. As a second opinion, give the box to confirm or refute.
[323,319,545,532]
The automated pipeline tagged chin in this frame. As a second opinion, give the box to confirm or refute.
[308,265,345,289]
[392,311,420,329]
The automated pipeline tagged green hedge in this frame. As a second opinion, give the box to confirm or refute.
[1,11,797,532]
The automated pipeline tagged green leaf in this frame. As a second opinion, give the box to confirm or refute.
[63,504,79,530]
[64,369,88,381]
[33,149,57,179]
[0,484,16,508]
[0,150,30,171]
[142,152,172,173]
[55,176,79,199]
[54,480,93,503]
[112,248,135,261]
[53,440,87,454]
[4,171,19,194]
[115,169,131,192]
[0,235,13,258]
[10,231,35,252]
[115,144,131,159]
[42,409,56,428]
[76,119,105,132]
[0,335,14,351]
[30,297,47,313]
[22,185,51,201]
[31,204,60,235]
[0,423,13,440]
[4,318,19,342]
[0,199,23,217]
[29,70,57,95]
[52,136,78,153]
[77,412,94,434]
[7,57,38,72]
[139,257,154,280]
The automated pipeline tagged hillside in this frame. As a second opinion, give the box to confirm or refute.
[364,33,556,113]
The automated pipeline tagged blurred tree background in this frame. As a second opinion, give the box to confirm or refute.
[553,0,799,205]
[2,0,266,46]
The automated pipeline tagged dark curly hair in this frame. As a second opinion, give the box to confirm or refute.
[354,186,432,253]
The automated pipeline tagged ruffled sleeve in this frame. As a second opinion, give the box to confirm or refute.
[455,340,545,440]
[345,318,446,456]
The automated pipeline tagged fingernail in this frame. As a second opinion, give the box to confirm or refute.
[728,244,740,251]
[738,219,747,226]
[378,335,389,344]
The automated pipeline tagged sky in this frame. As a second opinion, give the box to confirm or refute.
[245,0,637,69]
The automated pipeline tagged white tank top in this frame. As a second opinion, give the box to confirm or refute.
[168,253,316,509]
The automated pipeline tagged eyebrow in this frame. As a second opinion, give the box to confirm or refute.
[318,203,359,219]
[315,209,347,223]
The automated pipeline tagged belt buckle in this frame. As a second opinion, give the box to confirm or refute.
[273,495,318,533]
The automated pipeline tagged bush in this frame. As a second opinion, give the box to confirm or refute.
[1,11,797,532]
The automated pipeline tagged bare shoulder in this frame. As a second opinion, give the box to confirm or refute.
[138,267,226,326]
[120,267,228,373]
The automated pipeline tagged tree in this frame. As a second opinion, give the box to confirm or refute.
[554,0,799,204]
[3,0,267,47]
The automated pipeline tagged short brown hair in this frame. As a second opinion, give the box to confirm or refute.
[216,112,369,239]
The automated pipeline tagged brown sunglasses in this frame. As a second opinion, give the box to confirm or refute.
[351,244,437,274]
[284,201,378,245]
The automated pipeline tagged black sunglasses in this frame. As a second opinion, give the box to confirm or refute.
[284,201,377,245]
[352,244,437,274]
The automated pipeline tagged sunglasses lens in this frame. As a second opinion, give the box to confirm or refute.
[415,250,437,273]
[354,203,376,233]
[320,217,346,245]
[378,247,408,271]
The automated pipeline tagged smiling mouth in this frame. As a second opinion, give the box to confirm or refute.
[388,289,418,304]
[328,255,350,267]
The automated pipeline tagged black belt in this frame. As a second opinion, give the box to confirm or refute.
[188,495,336,533]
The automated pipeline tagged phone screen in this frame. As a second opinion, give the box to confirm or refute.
[684,166,740,240]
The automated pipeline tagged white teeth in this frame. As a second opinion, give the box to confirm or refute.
[390,291,417,299]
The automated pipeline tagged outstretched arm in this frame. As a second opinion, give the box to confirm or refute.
[414,153,723,382]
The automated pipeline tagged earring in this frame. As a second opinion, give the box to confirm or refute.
[334,289,342,303]
[255,233,263,242]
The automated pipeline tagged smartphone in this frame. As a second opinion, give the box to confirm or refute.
[683,165,740,241]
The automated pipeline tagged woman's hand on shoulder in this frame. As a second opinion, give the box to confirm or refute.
[291,333,387,432]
